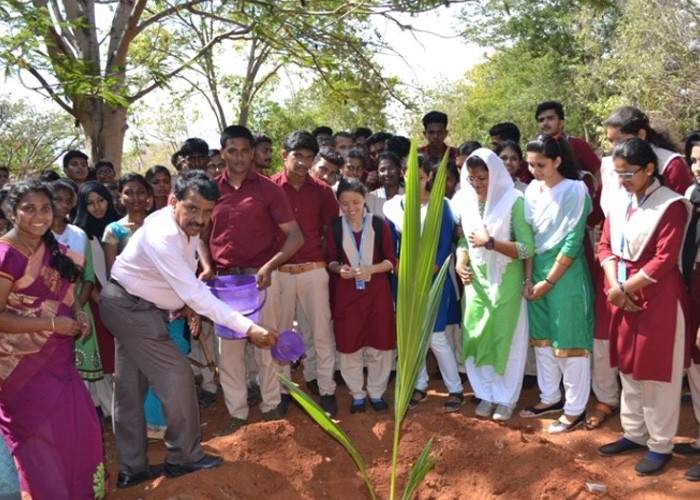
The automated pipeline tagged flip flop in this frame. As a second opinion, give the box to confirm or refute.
[518,400,564,418]
[585,402,617,430]
[409,389,427,409]
[548,412,586,434]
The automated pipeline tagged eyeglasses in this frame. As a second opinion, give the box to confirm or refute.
[614,168,643,180]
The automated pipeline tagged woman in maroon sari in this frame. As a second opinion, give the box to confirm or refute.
[0,181,105,499]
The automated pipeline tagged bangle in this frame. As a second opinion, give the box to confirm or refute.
[555,258,570,268]
[484,237,495,250]
[544,278,556,286]
[618,282,626,293]
[523,278,533,285]
[51,317,55,331]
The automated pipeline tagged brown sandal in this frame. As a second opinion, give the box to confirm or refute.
[585,402,617,430]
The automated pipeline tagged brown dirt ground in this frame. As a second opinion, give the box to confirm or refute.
[105,363,700,500]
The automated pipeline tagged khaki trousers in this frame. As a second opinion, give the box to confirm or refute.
[339,348,393,400]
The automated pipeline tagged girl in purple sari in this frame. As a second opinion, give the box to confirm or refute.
[0,181,105,499]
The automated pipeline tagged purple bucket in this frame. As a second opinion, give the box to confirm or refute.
[206,274,266,339]
[271,330,306,363]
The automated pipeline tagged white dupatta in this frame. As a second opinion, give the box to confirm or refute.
[524,178,588,254]
[460,148,521,298]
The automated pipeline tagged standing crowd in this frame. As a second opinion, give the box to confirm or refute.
[2,101,700,498]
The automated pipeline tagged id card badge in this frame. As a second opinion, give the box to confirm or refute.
[355,280,366,290]
[617,260,627,282]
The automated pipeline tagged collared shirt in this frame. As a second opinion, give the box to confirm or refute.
[418,144,457,162]
[270,170,339,263]
[210,170,295,269]
[111,206,253,334]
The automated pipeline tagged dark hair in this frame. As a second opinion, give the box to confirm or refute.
[419,155,438,192]
[117,172,150,193]
[0,166,9,175]
[603,106,679,152]
[8,181,82,282]
[173,170,220,202]
[684,132,700,167]
[385,136,411,159]
[333,131,353,141]
[283,130,319,155]
[73,181,120,239]
[51,179,78,199]
[312,126,333,137]
[170,152,182,169]
[488,123,521,143]
[422,111,448,129]
[93,159,114,172]
[336,177,367,199]
[179,137,209,156]
[145,165,171,182]
[612,137,661,182]
[315,148,344,168]
[365,132,393,148]
[62,150,88,170]
[220,125,254,148]
[352,127,373,141]
[525,135,579,180]
[535,101,565,120]
[208,149,220,157]
[253,133,272,147]
[345,148,369,170]
[466,156,489,171]
[458,141,482,157]
[38,169,61,182]
[377,151,402,169]
[495,140,523,161]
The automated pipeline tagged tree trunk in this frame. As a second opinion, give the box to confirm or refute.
[76,99,129,174]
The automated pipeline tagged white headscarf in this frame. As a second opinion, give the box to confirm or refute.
[459,148,521,298]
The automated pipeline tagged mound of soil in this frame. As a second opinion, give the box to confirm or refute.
[106,369,699,499]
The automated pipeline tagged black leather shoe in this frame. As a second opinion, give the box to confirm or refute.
[685,463,700,481]
[117,464,164,488]
[164,454,223,478]
[674,443,700,455]
[598,437,644,456]
[320,394,338,417]
[634,452,672,476]
[305,379,320,396]
[197,389,217,408]
[278,393,293,416]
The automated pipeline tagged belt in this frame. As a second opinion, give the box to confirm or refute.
[277,261,326,274]
[108,278,169,315]
[216,266,260,276]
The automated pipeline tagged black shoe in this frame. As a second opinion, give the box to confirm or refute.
[674,443,700,455]
[320,394,338,417]
[634,452,671,476]
[388,370,397,383]
[350,400,366,414]
[598,437,645,456]
[117,464,164,489]
[164,454,223,478]
[305,379,320,396]
[370,398,389,413]
[198,389,217,408]
[459,372,468,384]
[334,370,346,386]
[246,384,261,405]
[278,393,292,416]
[685,463,700,481]
[521,375,537,390]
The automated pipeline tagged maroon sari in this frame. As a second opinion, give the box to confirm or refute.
[0,241,105,499]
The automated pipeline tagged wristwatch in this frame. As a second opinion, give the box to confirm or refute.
[485,237,495,250]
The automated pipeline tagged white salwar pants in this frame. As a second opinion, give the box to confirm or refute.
[466,302,529,408]
[416,331,464,394]
[591,338,620,407]
[534,346,590,416]
[620,303,685,454]
[339,348,394,400]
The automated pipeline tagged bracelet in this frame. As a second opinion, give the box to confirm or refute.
[484,237,495,250]
[523,278,533,285]
[544,278,556,286]
[555,258,571,268]
[618,282,626,293]
[51,317,55,331]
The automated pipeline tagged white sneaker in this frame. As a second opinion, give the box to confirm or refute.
[475,400,496,417]
[492,404,514,421]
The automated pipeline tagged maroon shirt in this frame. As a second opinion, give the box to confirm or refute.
[567,136,601,176]
[210,170,295,269]
[271,171,339,264]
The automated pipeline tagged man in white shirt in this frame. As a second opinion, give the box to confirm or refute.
[100,171,278,488]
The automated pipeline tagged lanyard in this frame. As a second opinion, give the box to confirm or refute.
[344,214,368,266]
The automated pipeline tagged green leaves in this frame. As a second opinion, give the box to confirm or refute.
[278,376,377,500]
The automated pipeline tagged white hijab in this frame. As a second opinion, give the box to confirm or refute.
[460,148,521,296]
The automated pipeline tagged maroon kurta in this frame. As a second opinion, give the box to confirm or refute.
[598,201,690,381]
[326,217,397,353]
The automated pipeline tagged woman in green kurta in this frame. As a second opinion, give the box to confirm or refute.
[520,135,594,434]
[455,148,534,422]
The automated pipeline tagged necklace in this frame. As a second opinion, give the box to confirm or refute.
[16,235,36,257]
